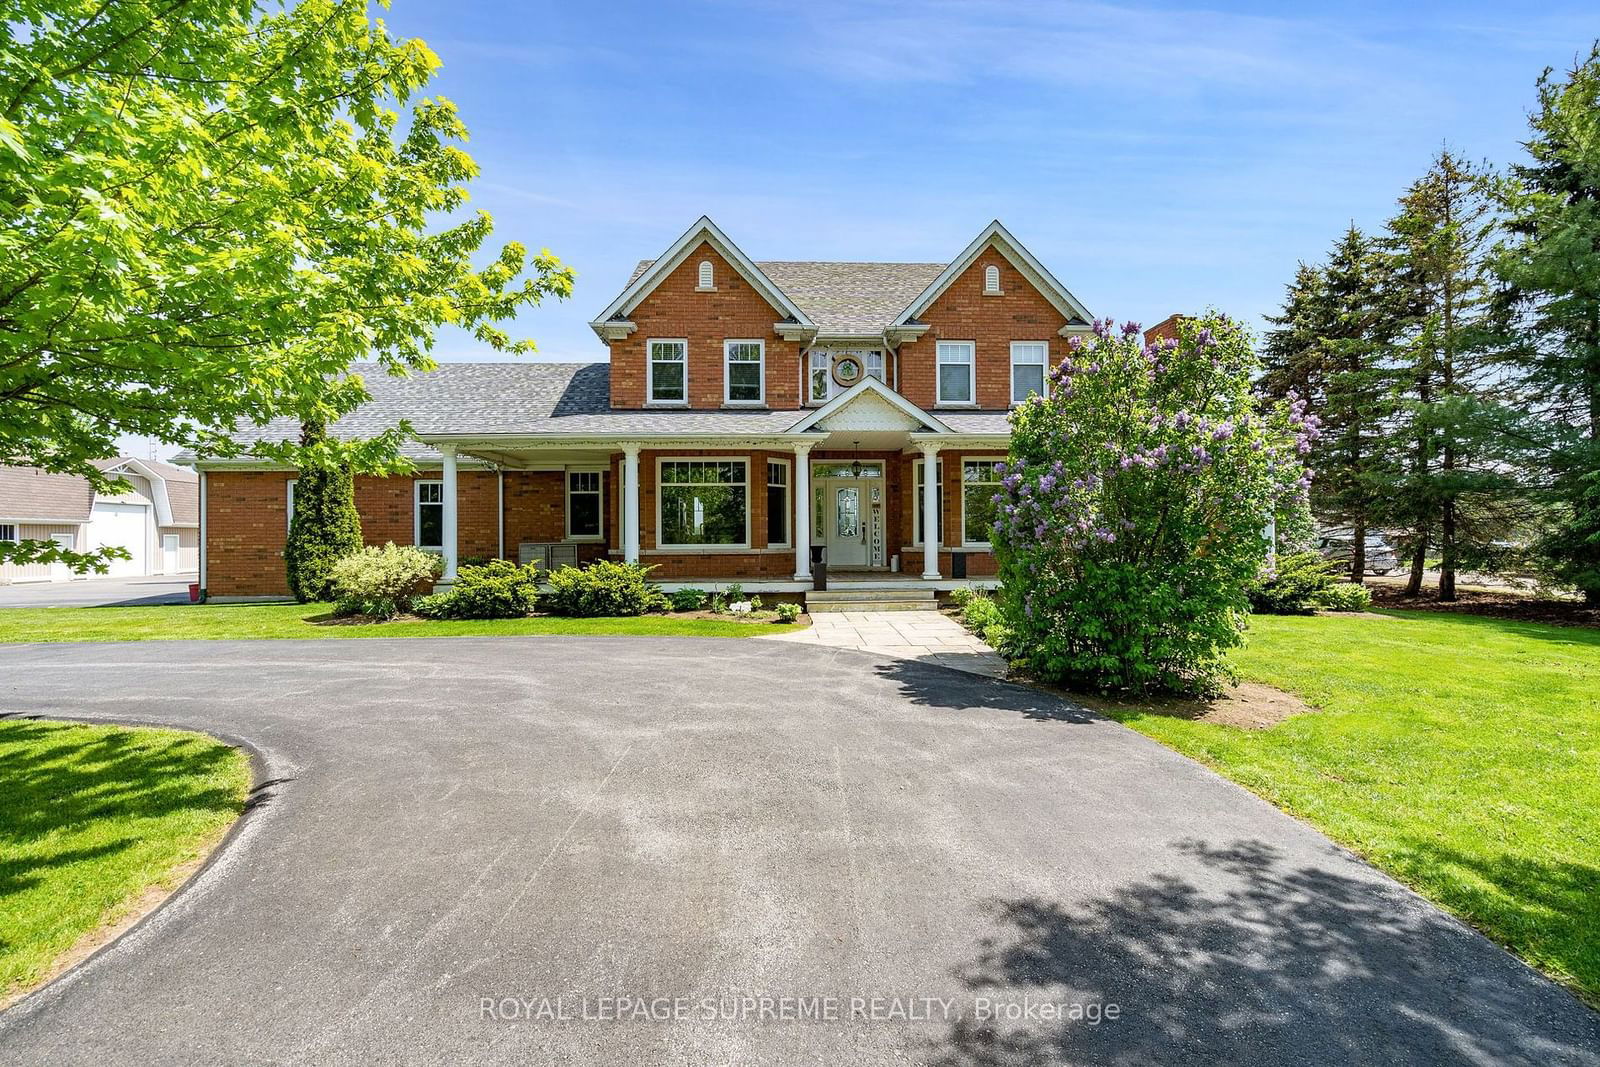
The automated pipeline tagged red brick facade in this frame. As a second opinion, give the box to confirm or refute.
[897,250,1070,411]
[608,242,803,410]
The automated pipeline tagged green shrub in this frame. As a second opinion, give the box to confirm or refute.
[414,560,538,619]
[982,622,1014,655]
[284,420,362,603]
[329,542,439,619]
[775,602,801,623]
[961,594,1002,634]
[669,587,709,612]
[994,315,1312,695]
[1313,580,1372,612]
[949,586,978,609]
[1247,551,1340,615]
[544,561,668,617]
[724,583,745,603]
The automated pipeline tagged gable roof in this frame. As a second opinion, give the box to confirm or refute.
[0,458,197,525]
[787,376,952,434]
[625,259,946,335]
[592,216,814,332]
[894,219,1093,328]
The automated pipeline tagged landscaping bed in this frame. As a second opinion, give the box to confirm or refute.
[0,603,801,643]
[1368,583,1600,629]
[0,718,251,1008]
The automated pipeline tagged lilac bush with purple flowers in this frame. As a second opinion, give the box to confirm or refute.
[993,314,1316,694]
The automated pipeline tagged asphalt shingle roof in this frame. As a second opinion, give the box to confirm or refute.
[1,459,198,524]
[627,259,946,334]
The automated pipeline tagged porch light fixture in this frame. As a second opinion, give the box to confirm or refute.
[851,440,862,479]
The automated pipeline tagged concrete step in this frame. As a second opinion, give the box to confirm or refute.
[805,599,938,613]
[807,588,936,602]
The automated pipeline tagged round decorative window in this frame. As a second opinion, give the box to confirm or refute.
[831,356,863,387]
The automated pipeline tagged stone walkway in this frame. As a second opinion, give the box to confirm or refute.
[761,609,1009,678]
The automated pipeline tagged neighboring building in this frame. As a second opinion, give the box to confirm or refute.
[0,458,199,583]
[195,217,1100,599]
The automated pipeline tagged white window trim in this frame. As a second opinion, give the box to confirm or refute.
[646,337,689,407]
[723,339,765,406]
[766,457,791,549]
[1009,340,1051,406]
[960,456,1007,548]
[414,479,444,551]
[807,350,830,405]
[936,340,977,407]
[911,458,943,547]
[656,456,751,550]
[286,479,297,533]
[564,468,605,542]
[983,263,1002,295]
[0,522,16,543]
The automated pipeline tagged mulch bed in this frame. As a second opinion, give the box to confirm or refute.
[1368,584,1600,629]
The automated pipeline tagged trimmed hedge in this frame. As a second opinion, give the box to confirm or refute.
[415,560,538,619]
[329,543,439,619]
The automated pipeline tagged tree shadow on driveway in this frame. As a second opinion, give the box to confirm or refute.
[870,659,1096,724]
[927,839,1600,1066]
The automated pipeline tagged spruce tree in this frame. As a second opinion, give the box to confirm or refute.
[1496,45,1600,605]
[1385,149,1521,600]
[1263,227,1401,581]
[285,418,364,603]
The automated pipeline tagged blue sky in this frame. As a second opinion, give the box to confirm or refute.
[388,0,1596,365]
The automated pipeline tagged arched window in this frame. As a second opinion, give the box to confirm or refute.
[697,260,714,289]
[983,264,1001,294]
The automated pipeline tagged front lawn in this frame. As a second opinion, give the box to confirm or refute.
[0,603,799,643]
[1108,611,1600,1006]
[1,719,251,1004]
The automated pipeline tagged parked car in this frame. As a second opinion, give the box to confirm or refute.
[1316,531,1399,576]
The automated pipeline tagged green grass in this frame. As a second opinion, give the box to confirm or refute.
[1106,611,1600,1005]
[0,603,796,643]
[1,719,251,1001]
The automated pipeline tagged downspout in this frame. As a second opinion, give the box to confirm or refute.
[198,470,207,598]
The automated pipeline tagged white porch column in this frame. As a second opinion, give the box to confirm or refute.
[440,444,459,582]
[920,440,942,580]
[622,444,641,564]
[792,442,815,581]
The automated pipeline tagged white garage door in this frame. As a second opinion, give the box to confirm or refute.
[89,502,148,576]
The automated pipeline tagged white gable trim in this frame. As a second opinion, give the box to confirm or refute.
[787,377,952,435]
[589,216,815,338]
[99,458,178,526]
[894,220,1093,328]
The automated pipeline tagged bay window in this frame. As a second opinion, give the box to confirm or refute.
[659,460,748,547]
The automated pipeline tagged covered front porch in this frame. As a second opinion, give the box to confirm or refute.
[419,379,1012,594]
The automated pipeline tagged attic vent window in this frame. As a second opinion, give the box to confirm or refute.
[697,260,715,291]
[983,264,1002,295]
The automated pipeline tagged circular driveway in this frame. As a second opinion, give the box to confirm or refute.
[1,638,1596,1065]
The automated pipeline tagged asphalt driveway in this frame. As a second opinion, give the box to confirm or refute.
[1,638,1596,1065]
[0,572,196,608]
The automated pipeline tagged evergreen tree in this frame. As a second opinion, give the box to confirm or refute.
[1385,149,1522,600]
[1496,45,1600,605]
[285,418,364,603]
[1264,227,1401,581]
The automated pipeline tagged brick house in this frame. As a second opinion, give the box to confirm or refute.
[195,217,1096,600]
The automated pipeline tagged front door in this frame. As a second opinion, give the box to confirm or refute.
[812,461,883,568]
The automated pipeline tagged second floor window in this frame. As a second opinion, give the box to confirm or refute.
[648,339,687,404]
[1010,341,1049,404]
[725,340,764,404]
[809,351,830,402]
[937,341,975,405]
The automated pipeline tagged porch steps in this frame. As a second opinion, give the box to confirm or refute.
[805,588,938,613]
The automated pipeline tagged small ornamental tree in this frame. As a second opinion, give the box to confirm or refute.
[285,419,363,603]
[993,315,1316,695]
